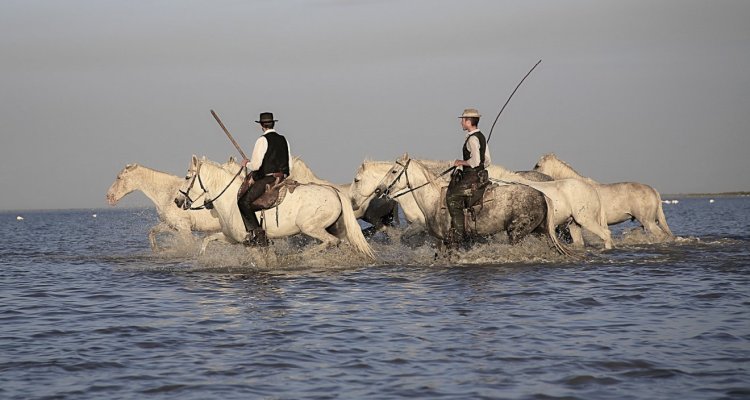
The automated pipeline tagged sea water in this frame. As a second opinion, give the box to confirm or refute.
[1,196,748,399]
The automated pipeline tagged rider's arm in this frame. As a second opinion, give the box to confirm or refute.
[247,136,268,172]
[286,138,293,175]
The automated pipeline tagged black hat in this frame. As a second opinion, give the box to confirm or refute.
[255,112,278,123]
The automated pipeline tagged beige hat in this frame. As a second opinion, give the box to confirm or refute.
[458,108,481,118]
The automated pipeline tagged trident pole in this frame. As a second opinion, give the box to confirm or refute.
[210,109,249,160]
[487,59,542,143]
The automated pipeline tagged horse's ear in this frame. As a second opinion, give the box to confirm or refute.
[227,156,236,163]
[125,163,137,170]
[397,153,409,163]
[191,155,199,166]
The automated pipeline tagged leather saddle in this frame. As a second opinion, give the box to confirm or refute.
[441,180,496,235]
[238,174,300,210]
[252,178,300,210]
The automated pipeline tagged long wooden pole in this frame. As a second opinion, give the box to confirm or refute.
[210,109,249,160]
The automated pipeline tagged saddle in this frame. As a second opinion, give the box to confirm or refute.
[442,180,496,236]
[251,178,300,210]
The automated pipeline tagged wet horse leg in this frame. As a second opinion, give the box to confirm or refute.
[300,222,342,250]
[568,222,584,247]
[574,215,613,249]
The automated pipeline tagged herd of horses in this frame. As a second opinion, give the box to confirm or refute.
[106,153,673,260]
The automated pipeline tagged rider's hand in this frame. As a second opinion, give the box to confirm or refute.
[242,158,250,167]
[453,160,465,167]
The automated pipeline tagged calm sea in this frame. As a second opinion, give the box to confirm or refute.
[1,196,748,399]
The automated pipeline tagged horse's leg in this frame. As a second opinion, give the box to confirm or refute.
[507,215,538,245]
[576,216,613,249]
[638,214,663,239]
[402,221,425,238]
[633,204,670,240]
[200,232,230,255]
[298,213,341,250]
[148,222,173,251]
[303,227,341,251]
[568,222,584,247]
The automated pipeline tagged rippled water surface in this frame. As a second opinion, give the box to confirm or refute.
[1,197,749,399]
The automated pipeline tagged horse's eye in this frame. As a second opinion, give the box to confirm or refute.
[185,176,190,180]
[354,178,360,183]
[374,188,381,194]
[391,170,397,174]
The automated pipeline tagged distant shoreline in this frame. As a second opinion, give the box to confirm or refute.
[662,192,750,198]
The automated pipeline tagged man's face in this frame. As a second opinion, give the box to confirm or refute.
[460,118,470,131]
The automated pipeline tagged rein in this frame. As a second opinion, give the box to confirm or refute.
[180,162,244,210]
[381,159,456,200]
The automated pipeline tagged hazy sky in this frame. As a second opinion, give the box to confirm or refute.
[1,0,748,210]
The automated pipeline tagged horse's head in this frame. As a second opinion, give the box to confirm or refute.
[533,153,558,174]
[106,164,139,206]
[174,155,205,210]
[289,156,321,184]
[350,153,411,211]
[221,155,243,172]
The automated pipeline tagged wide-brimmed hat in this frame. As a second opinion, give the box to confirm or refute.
[255,112,278,123]
[458,108,481,119]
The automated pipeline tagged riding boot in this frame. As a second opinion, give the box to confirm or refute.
[239,207,264,246]
[249,228,269,247]
[460,233,473,251]
[444,228,463,249]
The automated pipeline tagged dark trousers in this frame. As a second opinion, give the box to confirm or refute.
[237,175,277,232]
[446,170,481,235]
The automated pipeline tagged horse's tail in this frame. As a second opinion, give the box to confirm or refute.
[542,194,571,256]
[335,189,376,260]
[653,190,674,237]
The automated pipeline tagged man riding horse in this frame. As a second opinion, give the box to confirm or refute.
[446,108,492,248]
[238,112,293,246]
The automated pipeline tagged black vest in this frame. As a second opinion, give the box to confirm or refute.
[258,131,290,176]
[462,130,487,172]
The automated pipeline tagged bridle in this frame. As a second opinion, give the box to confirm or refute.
[376,158,456,201]
[179,160,244,210]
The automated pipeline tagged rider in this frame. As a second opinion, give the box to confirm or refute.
[446,108,491,247]
[237,112,293,246]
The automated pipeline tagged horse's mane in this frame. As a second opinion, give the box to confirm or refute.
[120,163,177,180]
[198,158,236,181]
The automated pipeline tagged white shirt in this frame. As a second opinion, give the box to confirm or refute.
[248,129,293,174]
[465,129,491,168]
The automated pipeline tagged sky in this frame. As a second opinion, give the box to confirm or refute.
[1,0,749,210]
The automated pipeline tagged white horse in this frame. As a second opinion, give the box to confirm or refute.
[288,157,402,235]
[106,163,222,250]
[349,155,571,254]
[174,156,375,259]
[533,153,673,239]
[497,171,614,250]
